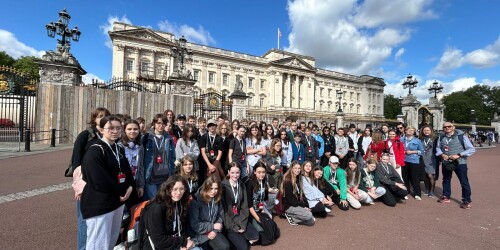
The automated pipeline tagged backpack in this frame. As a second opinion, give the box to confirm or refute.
[257,212,280,246]
[383,140,401,154]
[127,200,151,250]
[65,128,99,177]
[274,191,285,217]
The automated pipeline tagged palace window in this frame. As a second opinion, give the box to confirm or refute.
[320,88,324,97]
[140,61,150,74]
[209,72,215,83]
[260,97,264,107]
[260,79,265,89]
[248,77,254,88]
[248,96,253,106]
[223,74,229,85]
[357,93,360,102]
[126,59,134,72]
[350,92,353,100]
[328,89,332,97]
[155,63,164,76]
[194,70,200,81]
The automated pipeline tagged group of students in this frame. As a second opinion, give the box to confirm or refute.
[69,108,473,250]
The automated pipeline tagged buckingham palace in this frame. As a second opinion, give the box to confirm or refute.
[109,22,386,125]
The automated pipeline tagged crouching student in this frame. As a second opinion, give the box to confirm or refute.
[280,161,315,226]
[140,175,196,250]
[246,162,271,232]
[222,162,259,250]
[359,159,387,205]
[375,154,408,206]
[345,158,369,209]
[177,155,198,201]
[302,161,333,217]
[189,175,230,250]
[322,156,350,211]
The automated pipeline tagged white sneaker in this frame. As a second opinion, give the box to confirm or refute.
[324,207,331,213]
[404,196,408,200]
[415,196,422,201]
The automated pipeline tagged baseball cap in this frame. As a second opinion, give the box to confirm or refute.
[177,114,186,120]
[207,119,216,127]
[329,156,340,163]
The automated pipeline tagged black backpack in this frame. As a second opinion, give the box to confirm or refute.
[257,212,280,246]
[65,127,99,177]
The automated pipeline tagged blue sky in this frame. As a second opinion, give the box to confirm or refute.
[1,0,500,103]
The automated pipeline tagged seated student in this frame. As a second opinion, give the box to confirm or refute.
[140,175,195,250]
[375,153,408,206]
[301,161,333,217]
[322,156,350,211]
[312,166,335,200]
[280,161,315,226]
[245,161,271,232]
[177,155,198,201]
[345,158,369,209]
[189,175,230,250]
[221,162,259,250]
[359,159,387,205]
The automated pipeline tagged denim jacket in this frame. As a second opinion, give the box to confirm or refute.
[400,136,424,164]
[137,132,175,187]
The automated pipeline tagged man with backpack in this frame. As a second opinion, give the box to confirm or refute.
[436,122,476,209]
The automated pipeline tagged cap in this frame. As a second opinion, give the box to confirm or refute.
[207,119,217,126]
[177,114,186,120]
[349,124,356,129]
[329,156,340,163]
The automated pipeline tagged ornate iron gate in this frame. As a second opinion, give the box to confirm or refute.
[0,66,37,146]
[418,106,434,129]
[193,89,232,121]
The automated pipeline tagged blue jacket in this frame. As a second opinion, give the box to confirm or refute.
[400,136,424,164]
[291,141,305,164]
[315,134,324,158]
[137,132,175,187]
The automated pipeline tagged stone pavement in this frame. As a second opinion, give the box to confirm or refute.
[0,143,74,160]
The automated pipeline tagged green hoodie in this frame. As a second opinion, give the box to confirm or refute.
[323,165,347,201]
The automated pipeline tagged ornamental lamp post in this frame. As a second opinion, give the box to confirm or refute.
[45,8,81,48]
[402,73,418,95]
[336,89,344,113]
[172,36,193,75]
[428,80,443,98]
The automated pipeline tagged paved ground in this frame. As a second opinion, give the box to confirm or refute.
[0,144,499,249]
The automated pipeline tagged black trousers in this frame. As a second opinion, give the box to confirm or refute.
[226,223,259,250]
[381,184,408,207]
[403,162,422,197]
[198,233,230,250]
[331,190,349,211]
[310,202,328,217]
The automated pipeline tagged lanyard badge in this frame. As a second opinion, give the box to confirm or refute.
[117,172,126,184]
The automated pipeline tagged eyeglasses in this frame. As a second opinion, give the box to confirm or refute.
[104,126,122,132]
[443,126,453,128]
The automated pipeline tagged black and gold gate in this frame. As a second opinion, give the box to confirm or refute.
[418,106,434,129]
[0,66,37,142]
[193,89,232,121]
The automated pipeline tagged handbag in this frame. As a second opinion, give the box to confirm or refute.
[442,159,458,171]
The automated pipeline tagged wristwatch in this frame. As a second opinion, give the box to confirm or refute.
[457,153,461,157]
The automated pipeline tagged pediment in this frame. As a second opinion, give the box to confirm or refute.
[109,28,174,45]
[270,56,316,71]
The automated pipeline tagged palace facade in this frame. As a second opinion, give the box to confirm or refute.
[109,22,385,125]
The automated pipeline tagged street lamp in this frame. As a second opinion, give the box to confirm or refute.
[402,73,418,95]
[336,89,343,113]
[428,80,443,98]
[45,8,81,47]
[171,35,193,79]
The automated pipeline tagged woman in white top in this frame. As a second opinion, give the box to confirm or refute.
[301,161,333,217]
[245,124,266,176]
[175,124,200,173]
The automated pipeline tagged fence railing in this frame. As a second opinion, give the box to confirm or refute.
[0,127,21,152]
[24,128,68,152]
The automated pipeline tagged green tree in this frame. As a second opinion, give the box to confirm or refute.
[442,85,495,125]
[384,94,401,119]
[0,51,15,67]
[13,56,39,80]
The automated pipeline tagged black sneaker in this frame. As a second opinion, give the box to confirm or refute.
[284,213,298,226]
[460,201,471,209]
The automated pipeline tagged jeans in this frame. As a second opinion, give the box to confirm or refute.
[356,152,364,170]
[144,183,162,200]
[198,233,230,250]
[364,187,386,203]
[76,200,86,250]
[442,163,471,202]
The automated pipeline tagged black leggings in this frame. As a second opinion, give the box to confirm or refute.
[381,185,408,206]
[403,162,422,197]
[311,202,328,217]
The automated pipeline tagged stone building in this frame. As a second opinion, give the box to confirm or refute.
[109,22,385,125]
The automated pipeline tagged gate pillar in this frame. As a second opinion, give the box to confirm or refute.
[428,96,445,130]
[167,77,196,116]
[229,82,248,120]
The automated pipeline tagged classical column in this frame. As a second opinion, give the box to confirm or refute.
[293,74,299,108]
[134,47,140,77]
[284,73,290,108]
[216,63,223,91]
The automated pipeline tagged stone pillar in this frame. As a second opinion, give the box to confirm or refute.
[36,45,87,85]
[428,97,445,130]
[336,112,345,129]
[167,77,197,116]
[229,89,249,120]
[401,95,421,129]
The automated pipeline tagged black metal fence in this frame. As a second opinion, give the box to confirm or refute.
[78,77,167,93]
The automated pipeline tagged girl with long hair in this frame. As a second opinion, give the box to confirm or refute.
[301,161,333,217]
[245,124,267,177]
[229,125,247,179]
[280,161,315,226]
[122,119,142,180]
[401,126,424,200]
[359,159,387,204]
[345,158,369,209]
[218,122,231,172]
[278,128,293,174]
[175,124,200,173]
[140,175,195,250]
[364,131,385,162]
[265,138,284,190]
[178,155,199,200]
[245,161,270,231]
[221,162,259,249]
[262,124,275,150]
[419,125,437,197]
[312,167,335,200]
[189,175,230,250]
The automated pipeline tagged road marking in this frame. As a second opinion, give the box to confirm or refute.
[0,182,72,204]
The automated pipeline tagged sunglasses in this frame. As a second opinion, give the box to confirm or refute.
[397,127,404,129]
[443,126,453,128]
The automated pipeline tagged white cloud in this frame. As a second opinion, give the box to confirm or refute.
[0,29,45,59]
[395,48,405,61]
[100,15,132,49]
[286,0,434,75]
[158,20,215,46]
[431,36,500,76]
[82,73,104,84]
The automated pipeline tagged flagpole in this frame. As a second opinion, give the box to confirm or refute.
[277,28,280,50]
